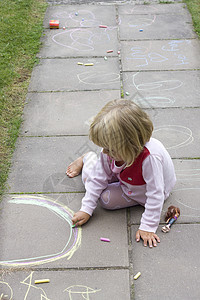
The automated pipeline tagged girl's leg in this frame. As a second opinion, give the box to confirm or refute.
[99,182,138,210]
[66,151,97,179]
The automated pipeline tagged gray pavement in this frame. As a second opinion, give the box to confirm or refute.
[0,1,200,300]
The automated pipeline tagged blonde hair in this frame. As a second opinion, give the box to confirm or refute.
[89,99,153,166]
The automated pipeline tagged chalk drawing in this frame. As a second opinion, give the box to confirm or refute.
[52,29,96,51]
[0,273,102,299]
[64,285,101,300]
[172,188,200,212]
[128,15,156,28]
[134,96,175,107]
[162,40,191,52]
[21,272,50,300]
[153,125,194,150]
[52,27,114,52]
[0,281,13,300]
[68,10,100,27]
[77,71,120,85]
[132,72,183,91]
[126,46,168,67]
[0,195,82,267]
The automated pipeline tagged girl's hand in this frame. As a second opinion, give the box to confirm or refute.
[72,211,91,226]
[136,229,160,248]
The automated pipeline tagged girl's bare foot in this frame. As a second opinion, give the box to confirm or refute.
[66,155,84,178]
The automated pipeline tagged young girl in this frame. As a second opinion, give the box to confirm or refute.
[66,99,176,248]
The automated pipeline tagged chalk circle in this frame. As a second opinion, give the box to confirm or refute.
[172,188,200,213]
[132,73,183,91]
[0,281,13,300]
[153,125,194,150]
[77,71,120,85]
[0,195,81,267]
[135,96,175,107]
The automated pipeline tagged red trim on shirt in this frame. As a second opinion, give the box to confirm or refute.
[120,147,150,185]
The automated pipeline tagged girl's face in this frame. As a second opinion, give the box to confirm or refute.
[102,148,123,162]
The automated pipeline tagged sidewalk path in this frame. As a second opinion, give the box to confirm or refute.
[0,1,200,299]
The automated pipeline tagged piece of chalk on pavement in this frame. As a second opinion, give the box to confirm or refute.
[100,237,110,242]
[84,63,94,66]
[134,272,141,280]
[107,50,113,53]
[77,62,83,65]
[99,25,107,28]
[35,279,50,284]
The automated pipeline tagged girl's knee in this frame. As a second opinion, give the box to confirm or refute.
[99,190,114,210]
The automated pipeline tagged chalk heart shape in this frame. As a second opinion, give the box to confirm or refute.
[0,195,81,267]
[53,29,96,51]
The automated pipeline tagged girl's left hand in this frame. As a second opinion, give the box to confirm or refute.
[136,229,160,248]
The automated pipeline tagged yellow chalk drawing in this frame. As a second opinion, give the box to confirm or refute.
[0,281,13,300]
[21,272,50,300]
[0,195,82,267]
[64,285,101,300]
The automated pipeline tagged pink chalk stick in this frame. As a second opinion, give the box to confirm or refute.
[99,25,107,28]
[100,237,110,242]
[107,50,113,53]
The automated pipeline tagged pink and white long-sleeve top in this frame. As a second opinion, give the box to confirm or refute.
[80,138,176,233]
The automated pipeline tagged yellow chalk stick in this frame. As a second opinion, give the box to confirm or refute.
[84,63,94,66]
[77,62,83,65]
[134,272,141,280]
[35,279,50,284]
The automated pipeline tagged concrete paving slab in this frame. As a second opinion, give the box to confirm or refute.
[131,224,200,300]
[44,5,117,28]
[146,108,200,158]
[119,14,195,40]
[39,27,118,57]
[21,90,120,136]
[0,193,129,269]
[118,3,190,15]
[0,269,130,300]
[7,136,100,194]
[121,40,200,71]
[130,159,200,225]
[28,58,120,92]
[122,70,200,108]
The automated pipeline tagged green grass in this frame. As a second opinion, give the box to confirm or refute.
[0,0,47,197]
[184,0,200,37]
